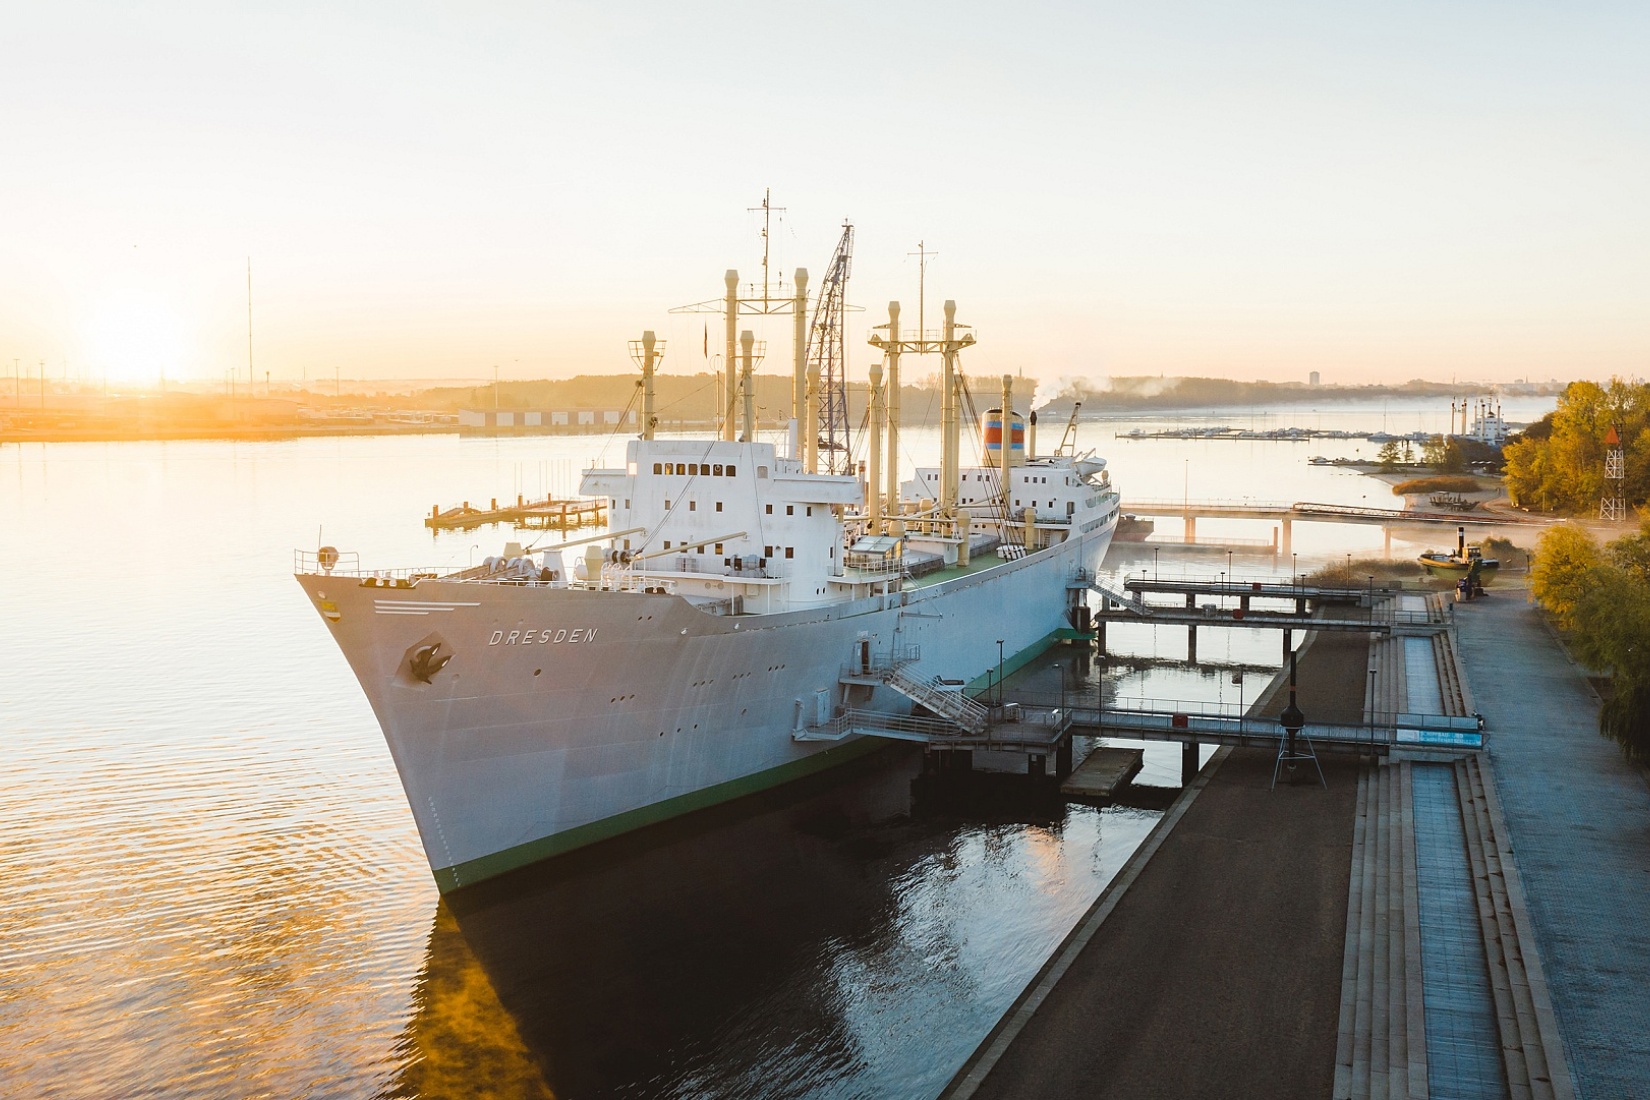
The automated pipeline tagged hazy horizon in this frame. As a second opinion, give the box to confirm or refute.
[4,2,1647,390]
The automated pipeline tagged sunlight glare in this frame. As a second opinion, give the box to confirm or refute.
[86,294,188,385]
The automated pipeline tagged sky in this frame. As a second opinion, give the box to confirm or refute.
[2,1,1648,390]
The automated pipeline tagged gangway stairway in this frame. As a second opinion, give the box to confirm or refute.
[1087,578,1150,616]
[882,666,991,735]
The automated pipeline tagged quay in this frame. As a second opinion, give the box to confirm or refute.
[424,494,606,531]
[938,579,1650,1099]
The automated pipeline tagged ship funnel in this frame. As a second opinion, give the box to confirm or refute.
[1458,526,1466,557]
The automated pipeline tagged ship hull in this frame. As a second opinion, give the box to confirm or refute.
[298,524,1112,892]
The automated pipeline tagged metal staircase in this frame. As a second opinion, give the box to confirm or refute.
[1087,579,1151,616]
[883,667,991,734]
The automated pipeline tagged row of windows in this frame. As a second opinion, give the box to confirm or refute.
[653,462,736,477]
[657,541,805,561]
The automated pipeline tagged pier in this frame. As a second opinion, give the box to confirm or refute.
[423,494,606,531]
[1120,498,1554,556]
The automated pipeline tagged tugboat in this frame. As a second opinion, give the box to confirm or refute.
[1418,525,1499,586]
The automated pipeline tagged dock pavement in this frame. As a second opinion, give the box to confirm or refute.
[1454,592,1650,1096]
[943,583,1646,1099]
[943,632,1368,1100]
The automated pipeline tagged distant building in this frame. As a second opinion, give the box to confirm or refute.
[1309,371,1320,387]
[458,409,637,433]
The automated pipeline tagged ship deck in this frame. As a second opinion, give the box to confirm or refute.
[905,552,1014,589]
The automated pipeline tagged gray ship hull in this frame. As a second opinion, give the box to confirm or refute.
[299,523,1112,891]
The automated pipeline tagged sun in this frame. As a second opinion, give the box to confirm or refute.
[85,293,188,386]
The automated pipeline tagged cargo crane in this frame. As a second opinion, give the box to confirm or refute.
[806,222,854,473]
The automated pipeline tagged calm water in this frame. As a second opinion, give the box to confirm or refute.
[0,397,1552,1098]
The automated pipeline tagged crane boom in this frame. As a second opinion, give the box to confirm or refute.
[805,222,854,473]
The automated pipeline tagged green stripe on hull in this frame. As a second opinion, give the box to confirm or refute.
[432,734,889,893]
[962,630,1063,695]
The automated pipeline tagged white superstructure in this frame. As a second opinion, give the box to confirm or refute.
[297,267,1119,893]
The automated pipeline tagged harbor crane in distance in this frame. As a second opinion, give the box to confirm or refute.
[1056,401,1084,457]
[806,221,855,474]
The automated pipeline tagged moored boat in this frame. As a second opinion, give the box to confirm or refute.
[1418,525,1499,584]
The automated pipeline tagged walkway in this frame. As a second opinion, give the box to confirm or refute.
[942,632,1370,1100]
[1454,595,1650,1098]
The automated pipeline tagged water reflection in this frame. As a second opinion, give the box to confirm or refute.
[392,747,1156,1099]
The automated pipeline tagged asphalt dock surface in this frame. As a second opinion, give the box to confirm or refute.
[946,631,1370,1100]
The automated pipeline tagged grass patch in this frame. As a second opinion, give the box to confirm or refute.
[1391,475,1485,496]
[1305,557,1433,587]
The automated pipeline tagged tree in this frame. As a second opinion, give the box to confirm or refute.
[1534,522,1650,764]
[1377,440,1402,470]
[1530,524,1605,630]
[1503,379,1650,513]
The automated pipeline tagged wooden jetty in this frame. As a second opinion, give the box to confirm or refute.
[424,494,606,532]
[1061,747,1144,804]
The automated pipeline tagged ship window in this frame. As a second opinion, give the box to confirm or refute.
[765,545,773,557]
[652,463,661,474]
[829,545,835,558]
[689,500,697,511]
[665,499,671,508]
[624,499,630,509]
[765,504,773,515]
[715,543,723,555]
[624,539,631,550]
[786,505,794,516]
[727,465,737,477]
[758,465,769,478]
[715,501,723,512]
[664,540,672,549]
[714,464,724,476]
[1068,501,1076,516]
[698,545,705,553]
[785,546,794,559]
[676,463,686,475]
[807,507,813,517]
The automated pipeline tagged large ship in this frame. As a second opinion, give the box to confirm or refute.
[297,266,1120,893]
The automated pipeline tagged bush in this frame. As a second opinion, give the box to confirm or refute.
[1391,475,1484,496]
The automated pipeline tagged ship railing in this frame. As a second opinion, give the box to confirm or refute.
[831,709,986,740]
[839,645,922,679]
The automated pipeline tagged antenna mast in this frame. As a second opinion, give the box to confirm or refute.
[908,241,937,339]
[748,188,786,309]
[246,257,254,393]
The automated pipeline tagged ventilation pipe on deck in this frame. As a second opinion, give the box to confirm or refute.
[640,330,657,441]
[1000,374,1014,538]
[867,361,884,531]
[941,300,959,516]
[1028,410,1037,460]
[792,269,809,429]
[723,270,739,441]
[740,330,756,441]
[885,302,902,521]
[806,363,821,474]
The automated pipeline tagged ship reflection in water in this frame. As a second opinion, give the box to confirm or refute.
[389,746,1158,1099]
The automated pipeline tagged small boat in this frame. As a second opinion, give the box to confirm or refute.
[1418,526,1499,585]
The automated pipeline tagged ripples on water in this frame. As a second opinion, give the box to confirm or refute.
[0,403,1548,1097]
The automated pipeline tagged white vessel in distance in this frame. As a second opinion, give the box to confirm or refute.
[297,276,1121,893]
